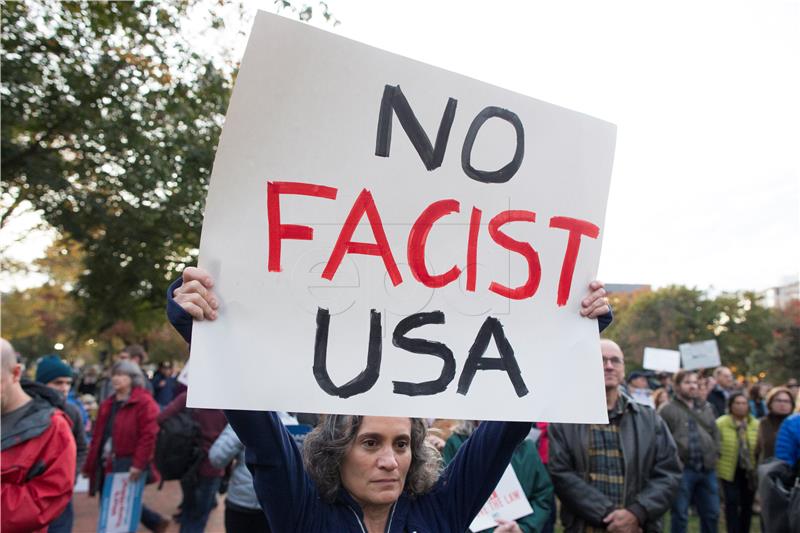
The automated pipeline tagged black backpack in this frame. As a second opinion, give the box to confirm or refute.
[154,409,203,482]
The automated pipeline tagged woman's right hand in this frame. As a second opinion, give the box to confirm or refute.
[172,267,219,321]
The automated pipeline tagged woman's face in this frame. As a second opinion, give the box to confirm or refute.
[111,373,132,393]
[340,416,413,510]
[769,392,794,416]
[730,395,749,418]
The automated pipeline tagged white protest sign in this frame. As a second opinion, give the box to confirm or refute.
[643,347,681,373]
[187,12,616,422]
[97,473,145,533]
[177,360,190,386]
[679,340,721,370]
[74,475,90,493]
[469,465,533,532]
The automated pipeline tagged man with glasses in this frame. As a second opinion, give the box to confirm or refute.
[548,339,681,533]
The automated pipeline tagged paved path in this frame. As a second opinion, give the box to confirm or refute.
[73,480,225,532]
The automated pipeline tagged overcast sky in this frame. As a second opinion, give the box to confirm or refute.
[3,0,798,293]
[317,0,800,293]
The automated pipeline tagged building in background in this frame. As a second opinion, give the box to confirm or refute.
[761,279,800,309]
[605,283,652,295]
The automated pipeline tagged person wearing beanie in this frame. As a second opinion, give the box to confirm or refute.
[34,355,88,533]
[35,355,89,428]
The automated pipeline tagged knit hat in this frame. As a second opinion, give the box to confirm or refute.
[110,360,146,389]
[35,355,73,384]
[766,386,796,412]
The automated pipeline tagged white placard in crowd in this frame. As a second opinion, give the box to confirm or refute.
[469,465,534,532]
[97,473,145,533]
[187,11,616,422]
[679,339,721,370]
[177,360,190,386]
[74,475,90,493]
[642,347,681,373]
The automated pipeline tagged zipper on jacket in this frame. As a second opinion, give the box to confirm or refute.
[347,502,396,533]
[385,502,396,532]
[348,506,367,533]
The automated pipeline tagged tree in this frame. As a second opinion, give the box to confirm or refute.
[1,0,336,335]
[712,291,775,375]
[604,285,719,370]
[756,300,800,384]
[605,284,797,379]
[1,239,86,362]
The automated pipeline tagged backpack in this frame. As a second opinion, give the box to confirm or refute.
[154,409,203,482]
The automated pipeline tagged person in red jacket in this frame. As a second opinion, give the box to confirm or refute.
[83,360,169,532]
[1,337,76,533]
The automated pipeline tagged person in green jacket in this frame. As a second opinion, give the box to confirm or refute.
[716,392,759,533]
[443,421,553,533]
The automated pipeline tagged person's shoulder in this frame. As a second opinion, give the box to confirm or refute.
[784,413,800,430]
[633,402,661,426]
[658,401,678,415]
[515,437,537,456]
[444,431,467,449]
[62,401,82,423]
[716,414,732,426]
[49,407,76,437]
[129,387,160,410]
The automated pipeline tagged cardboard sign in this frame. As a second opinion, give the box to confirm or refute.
[643,347,681,373]
[679,340,721,370]
[97,473,145,533]
[469,465,533,532]
[187,12,616,422]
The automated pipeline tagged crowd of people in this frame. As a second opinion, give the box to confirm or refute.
[1,268,799,533]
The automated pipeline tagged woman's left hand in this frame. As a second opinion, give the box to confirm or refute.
[580,280,609,319]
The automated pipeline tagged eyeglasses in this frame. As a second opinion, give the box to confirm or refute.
[602,356,624,366]
[772,398,793,404]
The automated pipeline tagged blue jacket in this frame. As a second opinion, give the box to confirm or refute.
[166,277,612,532]
[775,413,800,467]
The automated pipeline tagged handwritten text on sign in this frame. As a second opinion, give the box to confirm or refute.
[187,12,616,422]
[469,465,534,532]
[98,473,145,533]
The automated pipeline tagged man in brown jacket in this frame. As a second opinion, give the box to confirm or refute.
[658,369,720,533]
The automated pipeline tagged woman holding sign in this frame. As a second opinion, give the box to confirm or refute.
[83,361,170,532]
[167,267,611,533]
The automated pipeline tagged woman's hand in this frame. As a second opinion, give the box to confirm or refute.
[173,267,219,321]
[129,466,142,482]
[494,519,523,533]
[580,280,609,319]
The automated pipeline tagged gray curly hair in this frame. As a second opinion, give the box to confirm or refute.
[110,360,146,389]
[302,415,441,502]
